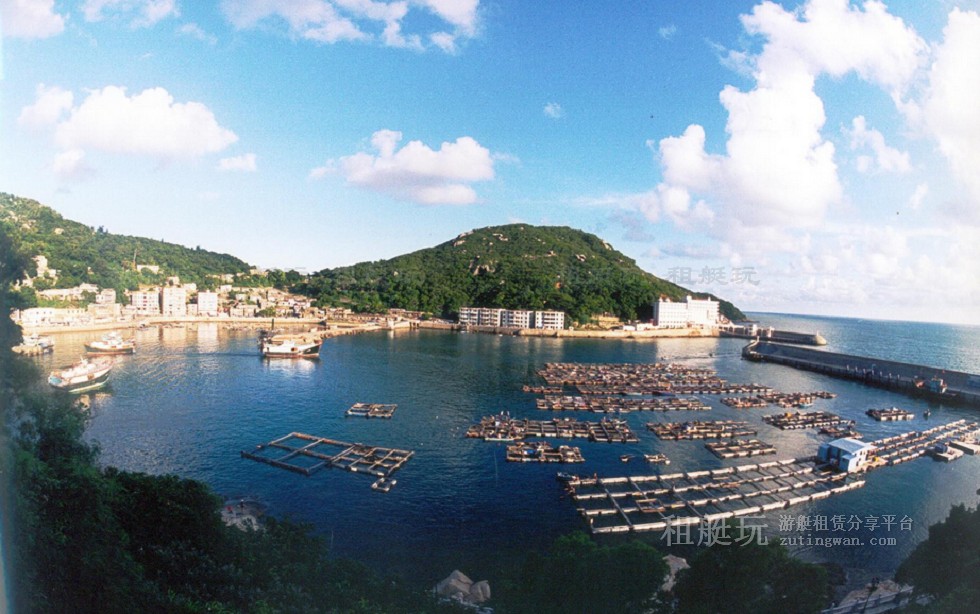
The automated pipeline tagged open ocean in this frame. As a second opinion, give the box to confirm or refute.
[34,313,980,589]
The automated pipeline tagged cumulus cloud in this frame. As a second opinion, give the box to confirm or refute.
[917,9,980,210]
[52,149,94,181]
[313,129,495,205]
[1,0,66,39]
[178,22,218,44]
[847,115,911,173]
[543,102,564,119]
[18,84,73,128]
[220,0,478,50]
[82,0,179,27]
[218,153,258,172]
[21,85,238,179]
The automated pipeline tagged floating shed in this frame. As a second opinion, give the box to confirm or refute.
[817,438,875,473]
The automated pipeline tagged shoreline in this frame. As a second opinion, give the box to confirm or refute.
[24,317,720,340]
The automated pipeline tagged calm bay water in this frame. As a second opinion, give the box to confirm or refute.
[37,314,980,588]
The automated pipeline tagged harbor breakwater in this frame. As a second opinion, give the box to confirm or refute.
[744,340,980,406]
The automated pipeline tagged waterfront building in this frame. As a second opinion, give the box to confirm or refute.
[95,288,117,305]
[17,307,56,328]
[196,291,220,317]
[458,307,480,326]
[477,308,503,327]
[533,310,565,330]
[818,438,875,473]
[130,290,161,315]
[501,310,533,328]
[87,302,121,321]
[653,296,719,328]
[230,304,258,318]
[160,287,187,317]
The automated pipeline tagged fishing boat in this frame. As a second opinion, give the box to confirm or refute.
[85,331,135,355]
[48,357,112,393]
[644,453,670,465]
[261,336,321,358]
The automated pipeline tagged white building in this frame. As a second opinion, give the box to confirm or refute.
[501,310,533,328]
[533,310,565,330]
[477,308,503,327]
[96,288,117,305]
[196,291,220,317]
[130,290,161,315]
[160,287,187,317]
[652,296,719,328]
[818,438,875,473]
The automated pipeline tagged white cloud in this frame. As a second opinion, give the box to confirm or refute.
[18,84,73,128]
[0,0,66,39]
[178,22,218,44]
[658,24,676,40]
[220,0,478,50]
[21,85,238,179]
[53,86,237,158]
[917,9,980,211]
[314,129,495,205]
[218,153,258,172]
[82,0,179,27]
[543,102,564,119]
[908,182,928,210]
[847,115,911,173]
[52,149,94,180]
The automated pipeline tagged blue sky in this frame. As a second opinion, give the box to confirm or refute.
[2,1,979,325]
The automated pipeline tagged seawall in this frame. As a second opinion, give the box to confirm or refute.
[416,321,717,339]
[744,340,980,407]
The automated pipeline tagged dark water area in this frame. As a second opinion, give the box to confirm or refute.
[35,315,980,590]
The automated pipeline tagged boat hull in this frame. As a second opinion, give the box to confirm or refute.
[84,344,135,355]
[48,366,111,393]
[261,340,321,359]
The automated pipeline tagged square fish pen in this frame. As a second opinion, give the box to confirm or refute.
[241,432,414,488]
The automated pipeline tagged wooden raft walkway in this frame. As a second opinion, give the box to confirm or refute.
[241,432,414,486]
[866,420,978,468]
[466,415,638,443]
[647,420,757,440]
[706,439,777,459]
[537,395,709,413]
[763,411,851,430]
[566,458,864,534]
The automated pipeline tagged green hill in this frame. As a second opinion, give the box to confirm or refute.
[0,193,253,293]
[300,224,745,324]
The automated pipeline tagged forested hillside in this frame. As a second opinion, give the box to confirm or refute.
[0,193,253,292]
[300,224,745,323]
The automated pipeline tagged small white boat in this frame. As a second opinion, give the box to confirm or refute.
[85,331,135,355]
[48,357,113,393]
[261,336,321,358]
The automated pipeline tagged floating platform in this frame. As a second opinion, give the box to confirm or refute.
[537,395,709,413]
[706,439,777,459]
[506,442,584,463]
[566,458,863,534]
[865,420,978,468]
[241,432,413,490]
[763,411,850,430]
[867,407,914,422]
[647,420,757,441]
[536,362,771,397]
[820,425,862,439]
[346,403,398,419]
[721,391,835,409]
[465,415,638,443]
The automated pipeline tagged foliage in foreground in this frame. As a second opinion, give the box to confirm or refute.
[672,538,832,614]
[896,502,980,613]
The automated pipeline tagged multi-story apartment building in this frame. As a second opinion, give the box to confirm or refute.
[196,291,220,317]
[160,287,187,317]
[533,310,565,330]
[652,296,719,328]
[130,290,161,315]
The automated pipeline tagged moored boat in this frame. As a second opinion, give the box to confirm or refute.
[85,331,135,355]
[261,336,321,358]
[13,333,55,355]
[48,357,113,393]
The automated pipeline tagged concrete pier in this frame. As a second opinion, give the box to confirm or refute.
[743,341,980,407]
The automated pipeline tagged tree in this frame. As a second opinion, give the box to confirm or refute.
[673,538,831,614]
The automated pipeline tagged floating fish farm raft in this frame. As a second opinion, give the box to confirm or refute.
[763,411,851,430]
[566,458,863,534]
[647,420,757,441]
[721,391,835,409]
[867,407,915,422]
[466,415,638,443]
[506,442,584,463]
[536,395,710,413]
[346,403,398,419]
[535,362,771,396]
[241,432,414,490]
[706,439,778,459]
[820,424,862,439]
[865,420,978,467]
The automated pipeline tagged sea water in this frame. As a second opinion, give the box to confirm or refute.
[33,314,980,587]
